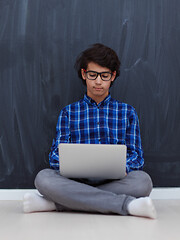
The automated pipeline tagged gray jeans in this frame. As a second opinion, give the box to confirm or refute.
[34,169,153,215]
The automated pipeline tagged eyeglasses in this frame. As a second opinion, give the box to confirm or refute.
[83,69,113,81]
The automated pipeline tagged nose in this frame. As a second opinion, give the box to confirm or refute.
[95,74,102,84]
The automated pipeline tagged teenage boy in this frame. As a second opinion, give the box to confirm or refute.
[23,43,156,218]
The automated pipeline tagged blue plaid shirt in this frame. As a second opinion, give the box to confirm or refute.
[49,94,144,173]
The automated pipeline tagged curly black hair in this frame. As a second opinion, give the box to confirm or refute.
[74,43,121,86]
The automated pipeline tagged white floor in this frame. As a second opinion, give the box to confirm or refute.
[0,189,180,240]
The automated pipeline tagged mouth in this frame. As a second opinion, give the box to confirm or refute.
[94,87,103,91]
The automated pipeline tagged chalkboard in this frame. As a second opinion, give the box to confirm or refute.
[0,0,180,188]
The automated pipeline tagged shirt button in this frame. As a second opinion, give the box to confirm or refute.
[99,139,101,142]
[97,122,100,125]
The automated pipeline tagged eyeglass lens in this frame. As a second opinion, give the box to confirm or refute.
[86,71,112,81]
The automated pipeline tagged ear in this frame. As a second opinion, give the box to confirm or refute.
[81,69,86,80]
[111,71,116,82]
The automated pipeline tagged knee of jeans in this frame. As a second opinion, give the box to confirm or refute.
[34,169,51,192]
[138,171,153,196]
[130,171,153,197]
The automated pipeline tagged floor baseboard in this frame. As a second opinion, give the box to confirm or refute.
[150,187,180,200]
[0,188,180,200]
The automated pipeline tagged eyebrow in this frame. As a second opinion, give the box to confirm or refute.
[86,70,111,73]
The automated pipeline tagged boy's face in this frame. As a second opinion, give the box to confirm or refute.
[81,62,116,104]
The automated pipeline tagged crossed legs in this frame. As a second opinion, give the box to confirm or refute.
[23,169,156,218]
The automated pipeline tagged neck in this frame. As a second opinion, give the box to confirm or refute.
[87,93,109,105]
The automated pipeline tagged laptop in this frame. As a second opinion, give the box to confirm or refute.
[58,143,127,179]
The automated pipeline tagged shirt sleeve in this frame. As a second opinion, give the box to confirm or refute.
[49,109,70,170]
[125,108,144,173]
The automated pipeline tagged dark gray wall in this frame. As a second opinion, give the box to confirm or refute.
[0,0,180,188]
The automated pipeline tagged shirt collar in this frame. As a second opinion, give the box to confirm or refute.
[83,93,111,107]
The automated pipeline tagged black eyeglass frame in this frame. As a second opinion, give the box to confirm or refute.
[83,69,113,81]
